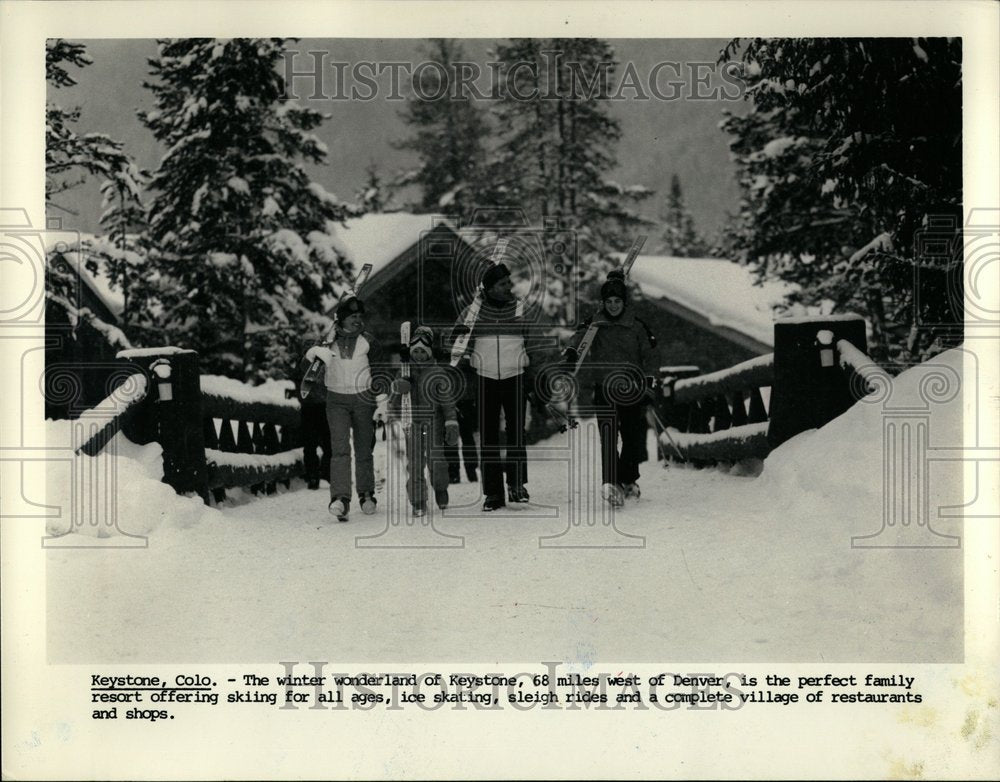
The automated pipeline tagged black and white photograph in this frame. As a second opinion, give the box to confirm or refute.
[2,1,998,779]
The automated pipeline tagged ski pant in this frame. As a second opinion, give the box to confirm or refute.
[405,416,451,509]
[444,398,479,479]
[594,387,647,487]
[302,397,331,482]
[480,374,527,498]
[326,391,376,500]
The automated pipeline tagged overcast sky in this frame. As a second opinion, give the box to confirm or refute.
[52,38,743,240]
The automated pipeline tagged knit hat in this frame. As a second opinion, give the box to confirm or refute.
[481,262,511,291]
[600,271,627,302]
[409,325,434,349]
[336,295,365,322]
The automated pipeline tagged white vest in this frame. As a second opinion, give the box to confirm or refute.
[312,336,373,394]
[470,300,528,380]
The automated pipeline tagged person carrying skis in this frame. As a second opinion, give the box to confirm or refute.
[450,257,539,512]
[303,294,382,521]
[387,326,460,516]
[563,269,658,507]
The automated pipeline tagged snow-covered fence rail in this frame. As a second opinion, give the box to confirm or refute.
[110,347,304,503]
[658,354,774,463]
[199,375,302,501]
[74,373,149,456]
[656,315,871,464]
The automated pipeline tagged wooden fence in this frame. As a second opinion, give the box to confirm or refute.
[653,315,871,464]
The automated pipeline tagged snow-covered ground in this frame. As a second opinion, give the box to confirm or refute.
[45,350,964,664]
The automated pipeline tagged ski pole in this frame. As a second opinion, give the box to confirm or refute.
[648,405,686,462]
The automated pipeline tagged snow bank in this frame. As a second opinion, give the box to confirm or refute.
[45,421,213,540]
[757,346,964,541]
[628,254,798,347]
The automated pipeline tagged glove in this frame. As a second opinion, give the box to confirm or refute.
[561,347,579,365]
[444,419,459,446]
[305,345,320,362]
[391,378,411,395]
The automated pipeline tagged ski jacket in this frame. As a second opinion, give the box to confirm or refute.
[569,309,656,401]
[388,362,458,422]
[305,330,382,395]
[452,297,539,381]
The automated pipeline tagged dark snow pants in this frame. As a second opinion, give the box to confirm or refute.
[405,416,451,510]
[479,374,527,499]
[444,398,479,480]
[593,387,648,486]
[302,397,331,483]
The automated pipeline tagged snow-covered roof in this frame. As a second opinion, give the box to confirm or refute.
[628,254,798,348]
[328,213,453,278]
[46,233,127,318]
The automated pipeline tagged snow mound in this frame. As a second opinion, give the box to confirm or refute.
[45,420,215,540]
[758,346,964,535]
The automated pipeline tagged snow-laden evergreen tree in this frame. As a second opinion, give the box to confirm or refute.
[720,38,963,363]
[486,38,652,324]
[659,174,710,258]
[395,39,491,222]
[45,40,135,209]
[354,162,396,214]
[138,38,353,380]
[45,39,141,350]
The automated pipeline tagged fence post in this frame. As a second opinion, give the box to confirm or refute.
[116,347,208,499]
[767,315,868,449]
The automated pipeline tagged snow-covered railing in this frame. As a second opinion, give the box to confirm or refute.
[105,347,306,503]
[200,375,303,501]
[74,374,149,456]
[656,315,871,465]
[657,353,774,464]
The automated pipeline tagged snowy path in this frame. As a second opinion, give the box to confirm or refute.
[47,420,962,664]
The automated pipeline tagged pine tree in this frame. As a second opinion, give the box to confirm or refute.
[45,39,141,350]
[486,38,652,323]
[45,39,134,210]
[659,174,709,257]
[138,38,353,379]
[720,38,963,362]
[395,39,490,222]
[354,162,395,214]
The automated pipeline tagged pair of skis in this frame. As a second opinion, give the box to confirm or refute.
[300,263,373,400]
[546,234,648,432]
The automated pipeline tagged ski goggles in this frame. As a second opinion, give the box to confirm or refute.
[409,328,434,349]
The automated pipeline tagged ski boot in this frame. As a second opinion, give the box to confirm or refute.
[601,483,624,508]
[307,478,320,491]
[412,504,427,518]
[359,492,377,515]
[482,494,505,512]
[328,496,350,522]
[622,482,640,500]
[435,489,449,510]
[507,485,530,503]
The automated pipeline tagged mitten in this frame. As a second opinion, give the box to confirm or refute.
[391,378,411,395]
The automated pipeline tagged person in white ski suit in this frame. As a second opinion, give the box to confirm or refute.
[304,295,382,520]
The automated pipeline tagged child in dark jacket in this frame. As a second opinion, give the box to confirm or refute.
[388,326,460,516]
